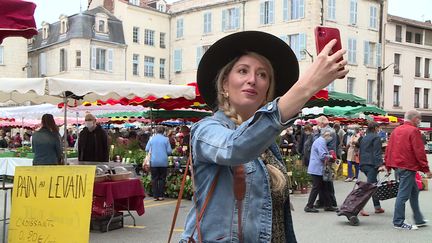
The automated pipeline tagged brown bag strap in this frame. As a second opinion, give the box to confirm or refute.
[233,165,246,243]
[168,137,220,243]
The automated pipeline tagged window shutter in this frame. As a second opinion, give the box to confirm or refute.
[299,0,305,18]
[91,46,96,70]
[196,47,202,69]
[283,0,288,21]
[64,49,67,71]
[222,10,227,31]
[260,2,264,25]
[376,43,382,67]
[269,0,274,23]
[364,41,369,66]
[39,52,47,76]
[235,8,240,29]
[107,49,113,72]
[352,38,357,64]
[299,33,306,60]
[179,49,182,72]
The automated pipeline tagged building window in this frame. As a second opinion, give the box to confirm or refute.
[425,58,430,78]
[424,88,429,109]
[327,81,335,92]
[42,27,49,39]
[415,57,421,77]
[133,27,139,43]
[160,32,166,48]
[349,0,357,25]
[98,20,105,32]
[133,54,139,76]
[222,7,240,31]
[60,49,67,72]
[160,58,165,79]
[157,3,165,12]
[394,53,400,74]
[287,33,306,60]
[75,50,81,67]
[129,0,139,5]
[283,0,305,21]
[196,45,211,68]
[327,0,336,20]
[406,31,412,43]
[60,19,68,34]
[260,0,274,25]
[347,38,357,64]
[176,19,184,38]
[347,77,355,94]
[144,56,154,77]
[395,25,402,42]
[367,80,375,104]
[393,86,400,107]
[414,88,420,108]
[203,12,212,34]
[174,49,182,73]
[91,47,113,72]
[39,52,47,76]
[369,6,377,29]
[144,29,154,46]
[415,33,422,44]
[364,41,380,67]
[0,46,3,65]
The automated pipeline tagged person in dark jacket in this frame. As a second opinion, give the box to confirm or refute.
[359,121,386,215]
[300,124,314,167]
[78,113,109,162]
[32,114,62,165]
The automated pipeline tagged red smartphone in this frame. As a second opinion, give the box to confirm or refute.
[315,26,345,78]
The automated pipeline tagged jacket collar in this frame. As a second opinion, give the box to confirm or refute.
[214,110,237,129]
[404,121,417,127]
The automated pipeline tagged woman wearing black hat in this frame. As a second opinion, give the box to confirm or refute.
[181,31,348,243]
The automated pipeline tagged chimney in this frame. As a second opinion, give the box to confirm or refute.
[425,20,431,24]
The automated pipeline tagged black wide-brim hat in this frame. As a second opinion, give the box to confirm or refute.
[197,31,299,110]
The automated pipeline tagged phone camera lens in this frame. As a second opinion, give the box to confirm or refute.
[319,31,325,37]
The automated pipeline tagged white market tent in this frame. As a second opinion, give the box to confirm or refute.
[0,77,196,161]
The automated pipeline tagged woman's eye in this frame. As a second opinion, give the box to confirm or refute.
[257,72,268,79]
[239,69,247,74]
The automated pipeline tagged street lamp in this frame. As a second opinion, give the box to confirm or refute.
[301,49,314,62]
[377,62,397,108]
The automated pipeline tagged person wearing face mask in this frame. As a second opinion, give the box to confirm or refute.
[305,128,338,213]
[385,110,432,230]
[78,113,109,162]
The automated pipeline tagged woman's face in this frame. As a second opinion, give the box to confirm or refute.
[223,55,271,119]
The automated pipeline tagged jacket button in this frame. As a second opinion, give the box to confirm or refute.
[267,104,273,110]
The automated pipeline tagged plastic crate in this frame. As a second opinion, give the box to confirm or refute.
[90,212,123,232]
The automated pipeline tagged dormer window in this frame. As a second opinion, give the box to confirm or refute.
[158,3,166,12]
[59,14,68,34]
[41,21,50,39]
[95,13,108,34]
[98,20,105,32]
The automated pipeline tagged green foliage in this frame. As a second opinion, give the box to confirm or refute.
[142,174,152,196]
[15,146,32,157]
[165,173,193,199]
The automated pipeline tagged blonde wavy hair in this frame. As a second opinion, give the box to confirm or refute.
[215,52,286,192]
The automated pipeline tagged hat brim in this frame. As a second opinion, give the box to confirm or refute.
[197,31,299,110]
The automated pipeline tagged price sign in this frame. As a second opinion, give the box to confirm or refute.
[8,166,95,243]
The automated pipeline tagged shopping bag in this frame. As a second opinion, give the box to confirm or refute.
[374,179,399,200]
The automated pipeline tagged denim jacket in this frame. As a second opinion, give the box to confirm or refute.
[181,99,297,243]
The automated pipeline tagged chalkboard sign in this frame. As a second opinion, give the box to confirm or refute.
[8,166,95,243]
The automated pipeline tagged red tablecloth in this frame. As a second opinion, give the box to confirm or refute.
[93,178,145,216]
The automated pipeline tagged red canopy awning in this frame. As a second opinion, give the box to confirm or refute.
[0,0,38,44]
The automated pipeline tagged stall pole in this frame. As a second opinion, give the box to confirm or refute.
[63,93,68,165]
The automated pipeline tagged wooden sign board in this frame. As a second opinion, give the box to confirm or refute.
[8,166,95,243]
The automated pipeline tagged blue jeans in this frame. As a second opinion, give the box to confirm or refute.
[347,161,359,179]
[360,165,381,209]
[393,169,424,226]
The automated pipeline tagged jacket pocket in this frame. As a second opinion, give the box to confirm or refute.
[244,161,256,174]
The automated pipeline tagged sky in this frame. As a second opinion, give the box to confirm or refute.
[32,0,432,28]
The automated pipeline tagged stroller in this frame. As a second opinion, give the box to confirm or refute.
[337,180,378,226]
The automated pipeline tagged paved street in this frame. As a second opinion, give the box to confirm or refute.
[1,156,431,243]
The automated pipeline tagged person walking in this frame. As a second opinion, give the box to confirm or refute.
[31,114,62,165]
[179,31,348,242]
[345,127,361,182]
[305,128,339,213]
[145,126,172,201]
[359,121,385,216]
[78,113,109,162]
[385,110,432,230]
